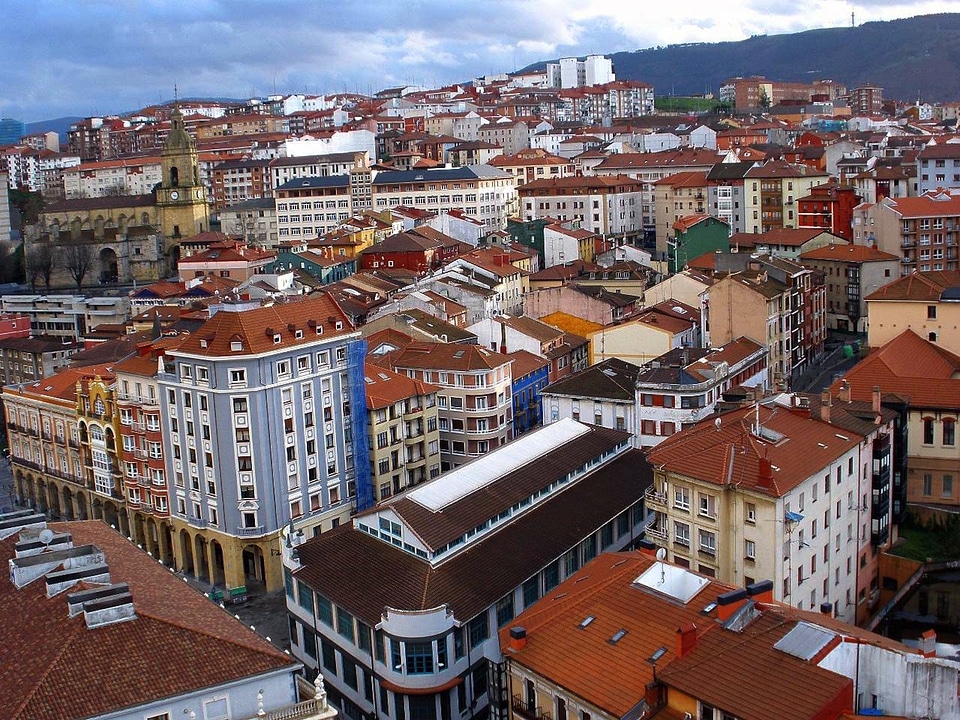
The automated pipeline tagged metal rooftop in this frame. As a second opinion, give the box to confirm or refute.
[406,418,590,511]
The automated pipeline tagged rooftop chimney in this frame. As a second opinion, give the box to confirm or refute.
[757,456,774,489]
[637,539,658,557]
[919,629,937,658]
[746,579,774,604]
[716,589,749,622]
[676,623,697,658]
[820,390,832,424]
[838,379,851,403]
[819,602,833,616]
[509,626,527,652]
[872,385,882,414]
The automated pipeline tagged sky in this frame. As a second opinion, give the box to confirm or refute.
[4,0,960,123]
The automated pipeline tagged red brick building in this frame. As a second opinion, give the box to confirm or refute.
[797,181,860,240]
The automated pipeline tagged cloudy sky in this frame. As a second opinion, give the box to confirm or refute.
[4,0,959,122]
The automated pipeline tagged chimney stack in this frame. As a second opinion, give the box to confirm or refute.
[919,629,937,658]
[757,456,774,488]
[716,589,749,622]
[676,623,697,658]
[637,539,658,557]
[820,390,832,424]
[819,602,833,616]
[509,626,527,652]
[746,580,774,604]
[872,385,882,414]
[838,379,851,403]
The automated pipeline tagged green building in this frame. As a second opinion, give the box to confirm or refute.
[669,214,730,273]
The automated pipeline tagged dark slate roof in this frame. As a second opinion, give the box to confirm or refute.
[371,165,509,184]
[45,194,156,212]
[543,358,640,401]
[276,176,350,191]
[706,162,756,180]
[293,448,652,624]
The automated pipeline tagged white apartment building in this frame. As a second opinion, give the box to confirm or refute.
[62,157,161,199]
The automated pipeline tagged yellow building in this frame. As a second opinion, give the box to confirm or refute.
[865,270,960,354]
[364,362,441,502]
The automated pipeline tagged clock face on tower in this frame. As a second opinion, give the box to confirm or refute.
[170,190,180,200]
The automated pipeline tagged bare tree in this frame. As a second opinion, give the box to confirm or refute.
[62,243,95,291]
[26,244,56,290]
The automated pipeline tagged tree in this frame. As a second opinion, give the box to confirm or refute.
[8,188,44,225]
[25,243,56,290]
[62,243,94,291]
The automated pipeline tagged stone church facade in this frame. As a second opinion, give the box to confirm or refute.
[26,106,211,287]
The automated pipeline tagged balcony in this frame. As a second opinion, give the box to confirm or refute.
[645,524,667,542]
[512,695,552,720]
[644,485,668,507]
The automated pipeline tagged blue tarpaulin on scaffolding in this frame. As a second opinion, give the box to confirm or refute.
[347,338,374,512]
[785,511,804,523]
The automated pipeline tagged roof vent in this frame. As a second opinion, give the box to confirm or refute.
[9,544,106,590]
[45,562,111,597]
[0,510,47,541]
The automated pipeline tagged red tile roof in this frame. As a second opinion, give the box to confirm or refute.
[800,243,899,262]
[647,401,864,498]
[831,330,960,410]
[364,362,439,410]
[864,270,960,302]
[1,521,295,720]
[173,294,355,357]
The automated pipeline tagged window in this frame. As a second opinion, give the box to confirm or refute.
[496,593,515,627]
[674,521,690,547]
[945,419,956,446]
[468,613,489,648]
[924,418,935,445]
[745,539,756,560]
[405,642,434,674]
[699,529,716,555]
[944,474,954,498]
[698,493,716,519]
[746,503,756,523]
[229,368,247,386]
[928,305,938,319]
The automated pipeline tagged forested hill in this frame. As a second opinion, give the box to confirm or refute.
[529,14,960,103]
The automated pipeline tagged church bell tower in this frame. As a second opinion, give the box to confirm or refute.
[157,104,209,242]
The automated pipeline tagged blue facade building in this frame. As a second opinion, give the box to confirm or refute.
[0,117,25,145]
[508,349,549,436]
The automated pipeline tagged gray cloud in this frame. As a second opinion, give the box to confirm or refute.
[1,0,953,122]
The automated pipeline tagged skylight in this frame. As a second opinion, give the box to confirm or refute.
[578,616,595,629]
[609,629,628,644]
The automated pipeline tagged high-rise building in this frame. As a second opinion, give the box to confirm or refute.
[0,117,25,145]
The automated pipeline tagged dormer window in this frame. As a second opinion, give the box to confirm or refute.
[295,329,304,339]
[335,321,343,331]
[316,325,323,335]
[274,334,282,344]
[230,340,243,352]
[199,339,208,349]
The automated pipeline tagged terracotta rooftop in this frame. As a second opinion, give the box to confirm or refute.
[1,520,295,720]
[364,362,439,410]
[506,349,549,379]
[831,330,960,410]
[387,341,511,372]
[800,243,899,263]
[172,293,355,358]
[864,270,960,302]
[647,401,865,498]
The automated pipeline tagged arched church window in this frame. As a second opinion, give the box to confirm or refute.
[170,166,179,186]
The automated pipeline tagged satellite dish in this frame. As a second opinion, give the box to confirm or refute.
[39,529,55,546]
[655,547,667,562]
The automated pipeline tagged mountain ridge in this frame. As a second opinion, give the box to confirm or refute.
[526,13,960,104]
